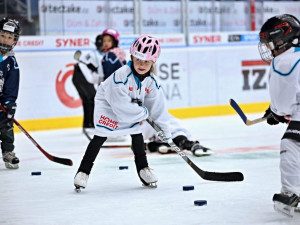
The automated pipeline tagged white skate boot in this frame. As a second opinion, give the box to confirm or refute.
[74,172,89,192]
[2,151,19,169]
[139,167,158,188]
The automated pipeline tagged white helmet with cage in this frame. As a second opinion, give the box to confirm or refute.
[0,18,21,54]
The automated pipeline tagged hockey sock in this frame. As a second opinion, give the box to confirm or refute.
[131,133,148,172]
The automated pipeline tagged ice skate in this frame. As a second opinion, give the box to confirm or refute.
[2,151,19,169]
[273,192,300,217]
[191,142,213,157]
[74,172,89,192]
[139,167,158,188]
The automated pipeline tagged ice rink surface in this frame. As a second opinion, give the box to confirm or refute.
[1,113,300,225]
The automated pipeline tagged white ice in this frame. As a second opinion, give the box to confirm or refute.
[1,114,299,225]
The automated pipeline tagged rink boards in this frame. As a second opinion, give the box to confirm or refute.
[13,33,270,131]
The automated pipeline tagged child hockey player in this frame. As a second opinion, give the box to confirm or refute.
[141,113,213,156]
[259,14,300,217]
[0,18,21,169]
[72,28,126,139]
[74,35,171,191]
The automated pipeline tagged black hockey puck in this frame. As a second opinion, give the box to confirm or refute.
[194,200,207,206]
[119,166,128,170]
[183,185,194,191]
[31,171,41,176]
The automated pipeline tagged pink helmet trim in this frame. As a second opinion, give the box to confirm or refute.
[130,35,161,63]
[102,28,120,45]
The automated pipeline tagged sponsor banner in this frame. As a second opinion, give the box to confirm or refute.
[188,45,270,106]
[189,31,259,46]
[189,1,249,32]
[38,0,134,33]
[156,49,189,108]
[14,34,185,52]
[142,1,181,33]
[15,35,94,51]
[38,0,300,34]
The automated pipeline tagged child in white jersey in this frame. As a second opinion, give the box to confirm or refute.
[72,28,126,140]
[259,14,300,216]
[74,35,171,190]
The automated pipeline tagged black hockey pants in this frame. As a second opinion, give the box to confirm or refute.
[72,64,96,128]
[0,129,14,153]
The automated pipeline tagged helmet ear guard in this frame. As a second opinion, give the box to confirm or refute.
[95,34,103,50]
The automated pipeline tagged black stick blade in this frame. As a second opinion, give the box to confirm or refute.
[202,171,244,182]
[52,156,73,166]
[189,156,244,182]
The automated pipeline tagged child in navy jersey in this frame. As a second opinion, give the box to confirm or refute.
[0,18,21,169]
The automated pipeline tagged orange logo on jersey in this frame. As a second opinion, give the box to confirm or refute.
[98,115,119,129]
[145,88,150,94]
[129,87,133,91]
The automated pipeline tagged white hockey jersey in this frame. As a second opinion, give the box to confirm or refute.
[93,61,171,138]
[78,50,104,85]
[269,47,300,121]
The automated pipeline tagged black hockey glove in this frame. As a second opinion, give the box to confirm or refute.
[0,103,16,133]
[131,98,142,106]
[87,63,98,73]
[4,102,17,119]
[263,107,289,125]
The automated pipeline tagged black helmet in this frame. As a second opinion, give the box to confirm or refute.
[258,14,300,64]
[95,34,102,50]
[0,17,21,54]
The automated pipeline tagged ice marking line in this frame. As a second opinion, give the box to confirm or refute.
[2,145,279,165]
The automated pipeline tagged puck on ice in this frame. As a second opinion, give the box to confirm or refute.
[119,166,128,170]
[183,185,194,191]
[31,171,41,176]
[194,200,207,206]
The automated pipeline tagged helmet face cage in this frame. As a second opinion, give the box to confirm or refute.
[0,18,20,54]
[258,42,273,65]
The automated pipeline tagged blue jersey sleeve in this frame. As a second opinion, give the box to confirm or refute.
[0,56,20,104]
[102,52,126,81]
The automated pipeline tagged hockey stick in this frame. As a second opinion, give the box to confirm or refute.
[229,99,268,126]
[146,117,244,182]
[0,106,73,166]
[74,50,87,65]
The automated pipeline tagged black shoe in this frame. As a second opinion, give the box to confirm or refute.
[273,192,300,217]
[273,192,299,207]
